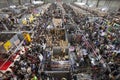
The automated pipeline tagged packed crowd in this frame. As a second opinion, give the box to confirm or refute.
[0,2,120,80]
[0,3,53,80]
[63,3,120,80]
[0,3,67,80]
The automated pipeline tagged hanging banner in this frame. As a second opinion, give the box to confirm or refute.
[0,45,6,53]
[29,15,34,23]
[13,35,20,46]
[23,33,31,43]
[10,35,20,46]
[17,34,24,41]
[14,39,20,46]
[26,33,31,42]
[22,19,27,25]
[35,13,40,17]
[3,40,12,51]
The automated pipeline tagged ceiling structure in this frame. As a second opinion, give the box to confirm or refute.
[0,0,119,11]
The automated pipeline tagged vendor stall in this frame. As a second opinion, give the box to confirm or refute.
[0,32,31,71]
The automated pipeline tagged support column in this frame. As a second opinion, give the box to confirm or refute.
[81,0,83,2]
[96,0,100,7]
[30,0,32,3]
[6,0,9,7]
[86,0,88,5]
[18,0,21,5]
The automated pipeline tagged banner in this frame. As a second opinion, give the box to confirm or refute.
[14,39,20,46]
[22,19,27,25]
[29,15,34,23]
[23,33,31,43]
[3,40,12,51]
[26,33,31,42]
[35,13,40,17]
[17,34,24,41]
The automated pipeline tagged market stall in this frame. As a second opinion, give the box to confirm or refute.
[0,32,31,71]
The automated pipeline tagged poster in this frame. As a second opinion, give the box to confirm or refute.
[29,15,34,23]
[3,40,12,51]
[22,19,27,25]
[23,33,31,43]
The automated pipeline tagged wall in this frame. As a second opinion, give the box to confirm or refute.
[0,0,31,8]
[45,0,76,3]
[0,0,9,8]
[1,0,119,11]
[0,0,77,8]
[21,0,31,4]
[77,0,120,12]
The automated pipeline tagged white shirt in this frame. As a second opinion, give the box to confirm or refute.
[42,43,46,50]
[82,49,88,56]
[39,54,43,61]
[100,31,106,36]
[91,58,96,66]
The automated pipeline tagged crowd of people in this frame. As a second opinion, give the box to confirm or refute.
[63,3,120,80]
[0,3,68,80]
[0,3,51,80]
[0,2,120,80]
